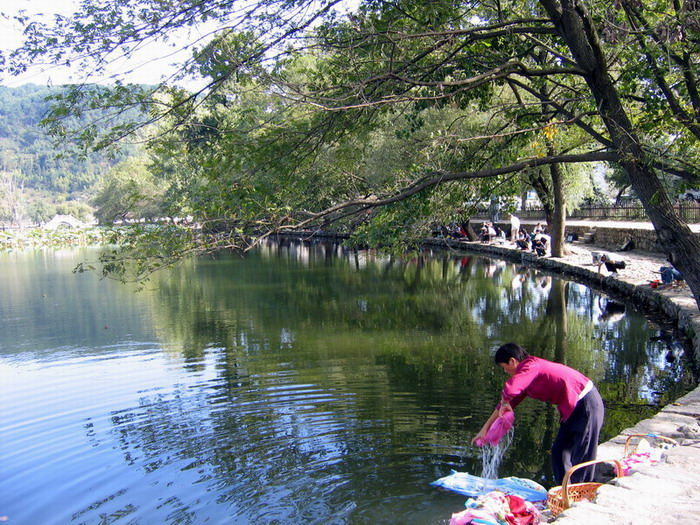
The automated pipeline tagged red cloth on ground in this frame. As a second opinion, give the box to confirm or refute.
[505,494,538,525]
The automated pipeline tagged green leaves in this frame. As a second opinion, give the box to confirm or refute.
[92,156,169,223]
[4,0,700,290]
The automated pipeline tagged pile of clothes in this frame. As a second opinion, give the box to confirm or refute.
[619,436,674,475]
[449,491,540,525]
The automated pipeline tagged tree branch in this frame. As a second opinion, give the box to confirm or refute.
[283,151,619,230]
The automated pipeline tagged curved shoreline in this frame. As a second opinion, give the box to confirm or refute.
[424,237,700,367]
[425,237,700,524]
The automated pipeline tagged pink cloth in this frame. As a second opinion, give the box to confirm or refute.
[499,356,590,422]
[449,491,540,525]
[476,411,515,447]
[620,451,662,475]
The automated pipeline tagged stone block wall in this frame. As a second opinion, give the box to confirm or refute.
[565,225,659,251]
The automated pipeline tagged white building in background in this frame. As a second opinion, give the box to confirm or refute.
[43,214,85,230]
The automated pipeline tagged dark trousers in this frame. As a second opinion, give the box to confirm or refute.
[551,386,604,484]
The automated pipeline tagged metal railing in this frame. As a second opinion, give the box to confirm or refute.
[503,202,700,223]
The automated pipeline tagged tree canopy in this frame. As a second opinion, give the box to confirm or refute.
[3,0,700,307]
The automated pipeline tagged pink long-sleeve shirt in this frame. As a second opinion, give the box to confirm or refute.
[499,356,591,422]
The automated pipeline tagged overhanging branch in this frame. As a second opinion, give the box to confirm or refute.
[282,150,619,230]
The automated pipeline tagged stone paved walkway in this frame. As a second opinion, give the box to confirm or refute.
[428,223,700,524]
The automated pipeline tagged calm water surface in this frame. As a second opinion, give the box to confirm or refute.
[0,239,695,524]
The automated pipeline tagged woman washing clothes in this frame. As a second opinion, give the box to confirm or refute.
[471,343,604,484]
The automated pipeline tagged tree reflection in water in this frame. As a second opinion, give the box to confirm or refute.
[0,240,695,525]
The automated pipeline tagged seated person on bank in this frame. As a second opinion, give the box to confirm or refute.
[480,222,497,243]
[514,228,531,251]
[598,254,626,274]
[532,235,548,256]
[660,265,683,286]
[531,223,544,239]
[479,222,489,242]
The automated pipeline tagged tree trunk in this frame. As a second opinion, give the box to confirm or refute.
[549,146,569,257]
[537,57,570,258]
[527,169,556,238]
[541,0,700,310]
[462,218,479,242]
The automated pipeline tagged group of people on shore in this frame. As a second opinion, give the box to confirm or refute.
[511,222,548,256]
[478,221,500,243]
[477,218,549,256]
[474,216,686,289]
[437,215,551,256]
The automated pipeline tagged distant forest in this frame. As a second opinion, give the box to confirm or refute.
[0,84,138,224]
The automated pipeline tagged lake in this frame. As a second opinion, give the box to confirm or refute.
[0,238,695,524]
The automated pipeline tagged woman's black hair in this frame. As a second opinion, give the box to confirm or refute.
[494,343,530,364]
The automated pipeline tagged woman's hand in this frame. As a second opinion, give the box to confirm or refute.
[470,429,487,445]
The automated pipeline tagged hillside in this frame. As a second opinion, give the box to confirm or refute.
[0,84,140,194]
[0,84,143,224]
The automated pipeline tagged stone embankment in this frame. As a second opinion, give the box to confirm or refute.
[487,218,700,252]
[428,221,700,525]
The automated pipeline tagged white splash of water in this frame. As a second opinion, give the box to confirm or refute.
[480,426,514,479]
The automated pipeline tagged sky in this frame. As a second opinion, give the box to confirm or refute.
[0,0,209,88]
[0,0,361,89]
[1,0,81,86]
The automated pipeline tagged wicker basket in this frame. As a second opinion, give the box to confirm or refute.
[547,459,623,517]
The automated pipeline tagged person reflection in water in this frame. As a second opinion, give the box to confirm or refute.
[471,343,604,485]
